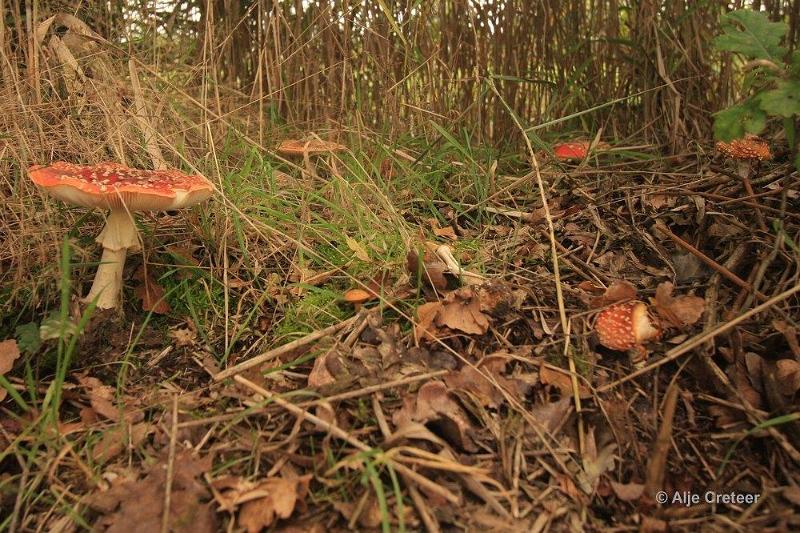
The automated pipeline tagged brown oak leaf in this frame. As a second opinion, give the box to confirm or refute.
[652,282,704,329]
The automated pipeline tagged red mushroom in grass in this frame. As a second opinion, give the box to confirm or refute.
[29,162,213,310]
[594,301,661,351]
[552,140,610,162]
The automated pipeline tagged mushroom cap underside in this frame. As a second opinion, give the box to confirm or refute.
[277,139,347,156]
[29,162,214,210]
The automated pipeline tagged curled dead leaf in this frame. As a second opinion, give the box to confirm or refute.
[392,381,477,452]
[590,280,637,308]
[406,249,448,292]
[652,282,704,329]
[610,481,644,501]
[237,476,312,533]
[539,363,590,398]
[134,266,171,314]
[0,340,21,402]
[775,359,800,396]
[414,288,492,343]
[444,356,530,408]
[89,451,216,532]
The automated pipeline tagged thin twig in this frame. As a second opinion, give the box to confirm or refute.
[215,315,359,381]
[655,222,767,301]
[233,375,460,504]
[161,394,179,533]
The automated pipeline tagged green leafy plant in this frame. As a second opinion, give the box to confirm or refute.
[713,9,800,169]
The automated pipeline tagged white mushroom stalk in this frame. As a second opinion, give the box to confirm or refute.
[435,245,485,285]
[83,208,140,309]
[29,162,214,310]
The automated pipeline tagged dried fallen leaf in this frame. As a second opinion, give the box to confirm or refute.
[652,281,704,329]
[406,249,448,292]
[92,422,153,463]
[78,376,121,421]
[89,450,216,533]
[169,327,196,347]
[415,301,443,342]
[392,381,477,452]
[775,359,800,396]
[444,356,530,408]
[528,397,571,434]
[414,288,491,342]
[576,428,617,494]
[539,364,590,398]
[437,290,490,335]
[307,351,336,388]
[610,481,644,501]
[134,266,171,314]
[590,280,637,308]
[433,225,458,240]
[237,476,312,533]
[78,376,142,423]
[0,339,21,401]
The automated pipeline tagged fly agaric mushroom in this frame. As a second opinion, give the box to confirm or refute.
[594,301,661,351]
[552,140,609,162]
[716,135,772,182]
[716,135,772,229]
[715,135,772,167]
[553,142,590,161]
[277,139,347,177]
[29,162,213,310]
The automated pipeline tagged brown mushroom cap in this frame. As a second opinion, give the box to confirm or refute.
[715,135,771,161]
[343,288,374,304]
[277,139,347,156]
[595,301,661,351]
[29,162,214,211]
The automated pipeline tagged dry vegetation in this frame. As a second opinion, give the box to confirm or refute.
[2,1,800,531]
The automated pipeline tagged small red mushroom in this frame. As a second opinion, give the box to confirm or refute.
[594,301,661,351]
[29,162,213,309]
[553,141,591,161]
[552,140,610,162]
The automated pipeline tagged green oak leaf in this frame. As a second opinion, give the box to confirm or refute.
[713,101,767,141]
[714,10,787,63]
[756,81,800,117]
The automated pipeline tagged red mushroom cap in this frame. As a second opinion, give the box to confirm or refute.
[553,142,590,161]
[28,162,213,211]
[595,301,661,351]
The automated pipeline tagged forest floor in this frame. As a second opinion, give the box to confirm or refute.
[2,132,800,532]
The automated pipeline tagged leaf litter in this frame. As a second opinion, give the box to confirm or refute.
[6,85,800,532]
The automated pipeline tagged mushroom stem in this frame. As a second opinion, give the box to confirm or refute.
[84,247,129,309]
[736,161,768,231]
[83,208,140,309]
